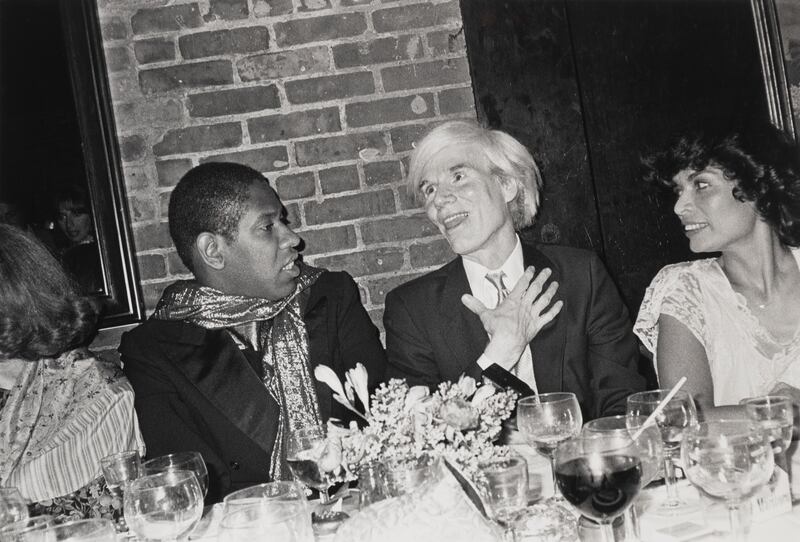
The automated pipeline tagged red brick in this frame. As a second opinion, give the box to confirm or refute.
[188,85,280,117]
[361,214,438,244]
[341,0,372,5]
[133,222,172,251]
[237,47,330,81]
[128,193,157,222]
[206,0,249,21]
[333,36,423,69]
[382,57,470,91]
[427,28,467,56]
[105,46,130,72]
[346,93,434,127]
[305,190,395,225]
[410,238,453,268]
[295,131,387,166]
[298,0,331,11]
[179,27,268,60]
[315,247,405,276]
[248,108,341,143]
[138,253,167,280]
[101,17,128,41]
[319,165,359,194]
[275,172,316,200]
[365,273,423,305]
[274,13,367,47]
[372,1,461,33]
[200,146,289,172]
[438,86,474,115]
[285,72,374,105]
[398,183,420,210]
[298,225,358,255]
[139,61,233,94]
[156,159,193,187]
[114,99,183,130]
[153,123,242,156]
[131,5,203,35]
[120,135,147,162]
[167,250,190,276]
[389,123,432,152]
[252,0,293,18]
[134,38,176,64]
[123,165,152,191]
[364,160,402,186]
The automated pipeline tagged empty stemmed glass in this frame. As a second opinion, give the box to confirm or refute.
[476,455,529,539]
[681,420,774,542]
[627,389,698,514]
[123,470,204,542]
[555,434,643,542]
[286,424,347,523]
[517,393,583,499]
[143,451,209,498]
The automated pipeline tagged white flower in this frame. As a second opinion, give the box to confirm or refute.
[315,365,347,399]
[404,385,430,412]
[345,363,371,416]
[471,384,496,406]
[456,375,477,397]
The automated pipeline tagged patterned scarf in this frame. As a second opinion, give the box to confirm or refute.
[151,262,324,480]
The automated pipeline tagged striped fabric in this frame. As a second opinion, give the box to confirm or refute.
[0,350,145,502]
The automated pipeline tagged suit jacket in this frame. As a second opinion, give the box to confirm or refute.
[383,243,646,420]
[119,271,386,504]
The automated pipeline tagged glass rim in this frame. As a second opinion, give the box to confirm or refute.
[127,469,200,490]
[742,394,793,407]
[101,449,140,463]
[223,481,306,505]
[555,434,640,455]
[627,389,692,403]
[518,392,577,405]
[584,414,649,432]
[685,419,762,438]
[142,450,203,466]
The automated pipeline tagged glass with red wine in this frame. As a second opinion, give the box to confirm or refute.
[554,434,643,542]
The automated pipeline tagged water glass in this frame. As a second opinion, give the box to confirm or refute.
[744,395,793,478]
[517,392,583,499]
[223,481,309,513]
[627,389,697,513]
[39,519,116,541]
[0,489,28,528]
[143,451,209,498]
[681,420,774,542]
[218,501,311,542]
[101,450,142,493]
[476,455,528,530]
[124,470,204,542]
[0,515,55,541]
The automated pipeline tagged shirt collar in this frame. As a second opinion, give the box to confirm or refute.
[462,236,525,302]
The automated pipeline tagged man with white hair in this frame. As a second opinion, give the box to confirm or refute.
[383,120,646,419]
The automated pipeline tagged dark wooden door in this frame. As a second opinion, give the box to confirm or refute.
[461,0,770,313]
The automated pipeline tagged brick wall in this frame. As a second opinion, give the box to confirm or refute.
[95,0,475,345]
[776,0,800,130]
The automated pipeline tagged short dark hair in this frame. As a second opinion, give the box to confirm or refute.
[168,162,269,273]
[55,183,91,214]
[0,224,99,360]
[642,123,800,247]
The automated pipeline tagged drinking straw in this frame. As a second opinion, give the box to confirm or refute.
[630,376,687,441]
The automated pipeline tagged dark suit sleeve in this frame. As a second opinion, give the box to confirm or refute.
[120,338,231,503]
[333,273,387,392]
[584,252,647,417]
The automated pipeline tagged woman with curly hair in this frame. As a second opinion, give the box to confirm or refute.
[0,224,144,520]
[635,122,800,414]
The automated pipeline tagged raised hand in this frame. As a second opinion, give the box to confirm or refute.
[461,266,562,370]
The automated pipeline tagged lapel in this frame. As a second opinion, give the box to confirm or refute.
[439,259,492,381]
[521,243,567,393]
[161,323,279,456]
[302,285,333,423]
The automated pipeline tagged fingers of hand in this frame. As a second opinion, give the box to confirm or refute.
[461,293,488,316]
[521,268,553,300]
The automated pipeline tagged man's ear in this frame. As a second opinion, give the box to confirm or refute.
[497,175,519,203]
[195,232,225,270]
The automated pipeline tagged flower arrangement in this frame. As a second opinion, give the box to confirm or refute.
[314,364,518,483]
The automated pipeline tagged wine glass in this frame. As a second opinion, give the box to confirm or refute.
[218,501,311,542]
[39,519,117,541]
[681,420,774,542]
[123,470,204,542]
[476,455,528,539]
[286,424,347,524]
[143,451,209,498]
[222,481,312,540]
[0,489,28,528]
[554,434,643,542]
[584,414,663,540]
[627,389,698,513]
[743,395,793,480]
[101,450,142,494]
[517,393,583,499]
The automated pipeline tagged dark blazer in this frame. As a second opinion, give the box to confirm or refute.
[384,243,646,420]
[119,271,386,504]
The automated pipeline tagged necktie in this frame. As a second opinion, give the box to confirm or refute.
[484,271,538,393]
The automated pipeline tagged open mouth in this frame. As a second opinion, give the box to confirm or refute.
[683,223,708,233]
[441,212,468,231]
[281,259,297,272]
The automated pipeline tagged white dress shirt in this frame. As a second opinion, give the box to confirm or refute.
[462,236,538,393]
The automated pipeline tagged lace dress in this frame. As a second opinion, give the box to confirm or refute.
[634,250,800,406]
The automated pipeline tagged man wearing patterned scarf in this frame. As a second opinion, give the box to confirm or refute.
[119,162,386,504]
